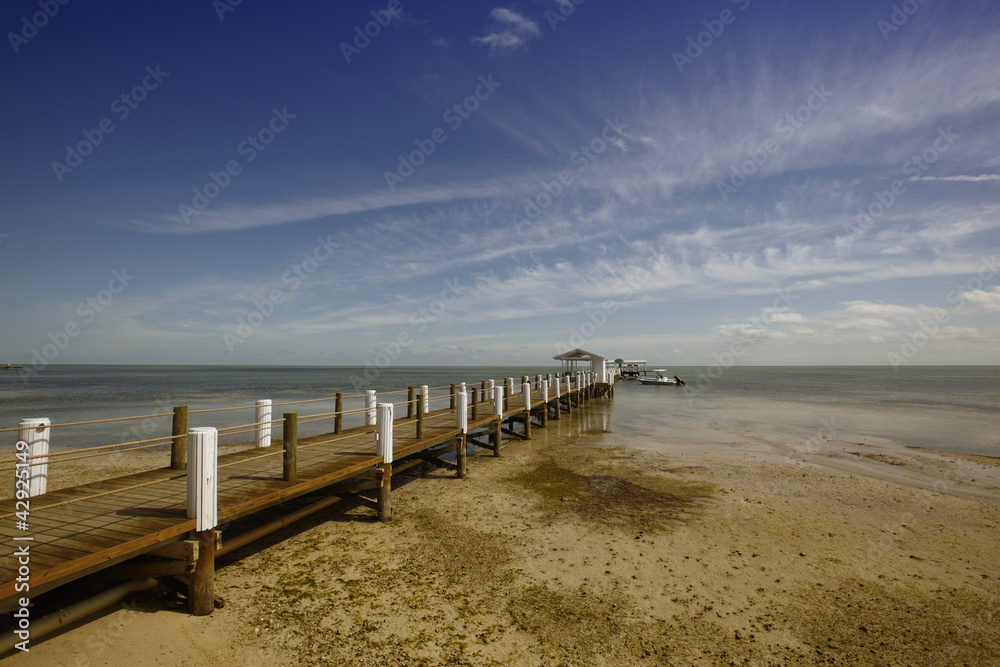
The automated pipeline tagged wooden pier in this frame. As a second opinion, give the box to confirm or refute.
[0,373,614,643]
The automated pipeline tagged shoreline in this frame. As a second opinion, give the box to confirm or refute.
[6,421,1000,665]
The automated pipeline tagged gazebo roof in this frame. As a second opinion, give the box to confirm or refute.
[552,348,607,361]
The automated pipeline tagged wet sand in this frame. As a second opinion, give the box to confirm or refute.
[6,420,1000,665]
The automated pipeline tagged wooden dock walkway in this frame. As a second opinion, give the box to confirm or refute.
[0,377,613,626]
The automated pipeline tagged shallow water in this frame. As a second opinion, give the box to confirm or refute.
[1,365,997,457]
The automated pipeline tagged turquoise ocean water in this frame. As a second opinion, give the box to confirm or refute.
[1,365,997,457]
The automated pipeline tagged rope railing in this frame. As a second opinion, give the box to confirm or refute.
[0,440,175,472]
[0,412,174,433]
[298,406,367,421]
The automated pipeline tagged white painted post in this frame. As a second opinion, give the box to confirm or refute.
[458,381,466,395]
[493,385,504,416]
[555,376,561,397]
[18,418,50,498]
[456,391,468,434]
[255,399,272,448]
[365,390,377,426]
[375,403,393,522]
[535,374,542,389]
[420,385,429,414]
[522,381,531,411]
[541,379,549,403]
[486,379,494,400]
[186,427,218,532]
[376,403,393,463]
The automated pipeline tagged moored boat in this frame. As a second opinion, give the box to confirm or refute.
[637,370,685,386]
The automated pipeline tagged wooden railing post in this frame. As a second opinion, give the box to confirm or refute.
[335,392,343,434]
[18,418,50,497]
[375,403,393,522]
[407,386,415,419]
[416,393,424,439]
[171,406,188,470]
[283,413,297,482]
[255,400,272,448]
[450,384,456,410]
[186,426,217,617]
[471,387,478,420]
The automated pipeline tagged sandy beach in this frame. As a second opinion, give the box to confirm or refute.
[6,420,1000,666]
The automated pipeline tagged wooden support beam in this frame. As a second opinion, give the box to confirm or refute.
[376,463,392,522]
[456,435,467,478]
[491,418,502,457]
[423,456,458,471]
[97,559,194,580]
[190,529,217,616]
[501,425,527,440]
[147,540,198,561]
[283,412,297,483]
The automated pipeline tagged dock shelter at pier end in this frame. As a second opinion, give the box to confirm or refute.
[553,348,609,383]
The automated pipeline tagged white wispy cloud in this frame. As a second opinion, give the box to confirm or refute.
[472,8,541,52]
[910,174,1000,182]
[960,287,1000,312]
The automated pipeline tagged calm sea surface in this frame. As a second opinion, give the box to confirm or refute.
[1,366,997,456]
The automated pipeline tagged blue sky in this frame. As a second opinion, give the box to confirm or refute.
[1,0,998,369]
